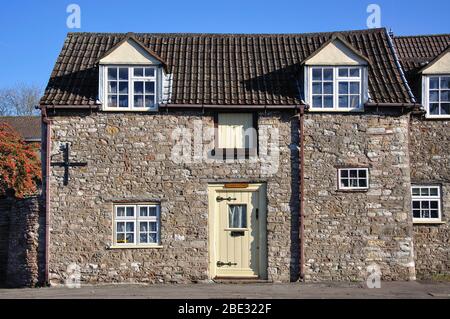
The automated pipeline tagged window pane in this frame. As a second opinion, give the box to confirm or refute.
[349,68,360,77]
[323,96,333,108]
[108,68,117,80]
[339,96,348,108]
[117,222,125,232]
[229,205,247,228]
[421,188,429,196]
[350,170,358,178]
[431,210,439,218]
[119,68,128,80]
[441,90,450,102]
[413,210,420,218]
[126,222,134,231]
[359,170,367,178]
[341,179,349,187]
[412,188,420,196]
[341,170,348,178]
[148,207,157,216]
[134,82,144,94]
[441,77,450,89]
[140,233,148,243]
[108,81,117,94]
[134,68,143,77]
[145,68,155,77]
[149,233,157,243]
[140,207,148,217]
[312,96,322,108]
[312,68,322,80]
[140,222,148,232]
[312,83,322,94]
[145,95,155,108]
[116,207,125,217]
[359,179,367,188]
[421,201,429,209]
[117,233,125,243]
[323,83,333,94]
[412,201,420,209]
[430,201,438,209]
[126,234,134,244]
[350,82,360,94]
[108,95,117,107]
[350,96,360,108]
[126,207,134,217]
[323,69,333,81]
[145,82,155,94]
[430,188,438,196]
[430,77,439,89]
[430,103,440,115]
[339,82,348,94]
[149,222,157,232]
[442,103,450,115]
[338,68,349,77]
[119,82,128,94]
[119,95,128,107]
[429,91,439,102]
[134,95,144,108]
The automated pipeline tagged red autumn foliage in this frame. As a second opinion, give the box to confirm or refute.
[0,123,41,198]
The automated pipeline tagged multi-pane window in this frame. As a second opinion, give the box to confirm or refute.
[310,66,363,110]
[114,204,160,246]
[411,186,441,223]
[338,168,369,190]
[106,66,157,110]
[428,76,450,116]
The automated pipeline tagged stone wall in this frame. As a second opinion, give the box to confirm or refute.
[302,111,415,281]
[409,117,450,279]
[0,197,13,285]
[47,110,299,284]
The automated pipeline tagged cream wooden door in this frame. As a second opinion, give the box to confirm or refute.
[213,188,264,278]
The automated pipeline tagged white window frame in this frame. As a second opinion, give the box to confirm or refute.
[101,65,159,111]
[423,75,450,119]
[411,185,442,224]
[306,66,367,112]
[338,168,369,191]
[113,204,161,247]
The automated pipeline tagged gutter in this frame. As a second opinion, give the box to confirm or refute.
[160,104,304,110]
[41,106,51,286]
[298,105,306,281]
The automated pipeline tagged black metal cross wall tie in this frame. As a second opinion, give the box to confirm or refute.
[51,143,87,186]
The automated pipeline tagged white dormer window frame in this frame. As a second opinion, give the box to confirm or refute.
[422,75,450,119]
[305,65,368,112]
[100,65,162,111]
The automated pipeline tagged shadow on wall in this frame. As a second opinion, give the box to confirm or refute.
[0,192,45,288]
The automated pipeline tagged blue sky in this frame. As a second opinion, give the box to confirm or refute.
[0,0,448,90]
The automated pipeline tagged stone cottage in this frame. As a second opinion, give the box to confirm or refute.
[34,28,449,285]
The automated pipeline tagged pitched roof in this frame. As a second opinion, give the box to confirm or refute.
[40,28,414,107]
[0,116,41,141]
[393,34,450,99]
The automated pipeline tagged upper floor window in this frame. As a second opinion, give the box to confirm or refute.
[309,66,365,111]
[105,66,157,110]
[425,75,450,117]
[338,168,369,191]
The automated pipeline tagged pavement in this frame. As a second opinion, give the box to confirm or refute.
[0,281,450,299]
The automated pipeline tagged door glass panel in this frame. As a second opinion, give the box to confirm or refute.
[228,204,247,229]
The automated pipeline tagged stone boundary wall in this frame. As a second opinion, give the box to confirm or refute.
[409,117,450,279]
[0,196,44,287]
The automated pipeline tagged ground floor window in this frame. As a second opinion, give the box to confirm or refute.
[338,168,369,190]
[411,185,442,223]
[114,204,161,246]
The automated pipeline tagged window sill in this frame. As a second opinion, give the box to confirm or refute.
[424,115,450,120]
[210,148,258,160]
[109,245,163,249]
[413,220,446,225]
[336,188,369,193]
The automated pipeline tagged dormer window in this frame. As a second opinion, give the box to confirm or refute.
[98,34,170,111]
[106,66,157,110]
[303,35,369,112]
[310,66,363,110]
[424,75,450,117]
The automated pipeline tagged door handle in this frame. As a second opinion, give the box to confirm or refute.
[217,261,238,267]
